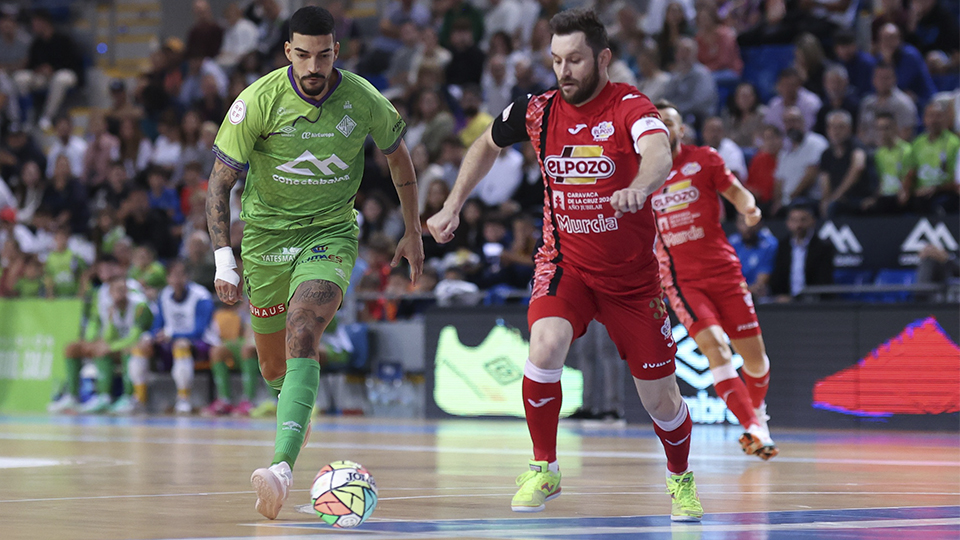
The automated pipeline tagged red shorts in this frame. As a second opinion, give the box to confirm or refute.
[661,276,761,341]
[528,261,677,380]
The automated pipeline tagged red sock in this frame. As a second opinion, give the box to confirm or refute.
[714,375,759,428]
[653,402,692,475]
[522,375,563,463]
[741,369,770,409]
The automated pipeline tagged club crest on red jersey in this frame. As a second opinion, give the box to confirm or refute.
[591,121,614,141]
[544,146,616,184]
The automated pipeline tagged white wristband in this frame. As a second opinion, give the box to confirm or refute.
[214,247,240,286]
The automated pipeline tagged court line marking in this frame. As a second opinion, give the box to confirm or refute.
[0,432,956,468]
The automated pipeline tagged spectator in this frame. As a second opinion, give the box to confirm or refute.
[0,126,45,183]
[862,112,911,214]
[635,40,672,104]
[482,55,515,118]
[513,143,544,213]
[451,198,485,254]
[45,114,87,179]
[472,214,512,288]
[871,0,908,41]
[99,161,131,212]
[874,23,937,106]
[117,118,152,179]
[770,201,834,301]
[813,65,860,136]
[184,230,216,294]
[90,208,126,257]
[434,265,481,306]
[193,73,226,124]
[146,167,184,225]
[655,1,694,71]
[0,205,39,257]
[121,189,177,260]
[498,213,537,289]
[150,114,184,172]
[723,82,767,149]
[858,62,919,147]
[179,110,206,171]
[662,37,717,127]
[457,84,493,147]
[358,192,403,245]
[104,80,144,136]
[831,28,876,99]
[765,67,823,133]
[471,146,524,207]
[695,7,743,81]
[254,0,289,63]
[438,0,485,51]
[606,41,637,87]
[0,10,29,74]
[41,155,88,235]
[14,254,44,297]
[409,27,452,88]
[216,2,259,70]
[179,162,207,217]
[746,125,782,213]
[129,245,167,293]
[772,107,829,215]
[702,116,747,181]
[196,121,218,175]
[406,88,456,159]
[817,110,869,217]
[185,0,223,60]
[729,214,778,298]
[418,136,464,202]
[12,160,43,224]
[903,101,960,214]
[82,111,120,190]
[445,19,486,87]
[811,0,858,31]
[44,225,84,297]
[510,56,546,103]
[484,0,523,49]
[13,10,82,131]
[379,0,431,45]
[385,22,422,93]
[905,0,959,62]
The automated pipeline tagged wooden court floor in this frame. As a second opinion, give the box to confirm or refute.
[0,415,957,540]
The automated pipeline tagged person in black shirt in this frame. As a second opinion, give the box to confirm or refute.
[818,110,870,217]
[12,10,82,130]
[40,154,88,235]
[0,125,46,184]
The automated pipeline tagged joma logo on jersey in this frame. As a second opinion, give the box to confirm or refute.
[652,181,700,213]
[544,146,615,184]
[276,150,348,176]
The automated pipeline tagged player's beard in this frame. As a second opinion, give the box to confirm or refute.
[558,59,600,105]
[299,71,328,97]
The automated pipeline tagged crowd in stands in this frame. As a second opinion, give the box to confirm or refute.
[0,0,958,321]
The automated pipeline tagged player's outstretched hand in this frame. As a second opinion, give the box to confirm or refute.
[743,206,762,227]
[610,187,648,218]
[393,232,425,286]
[426,207,460,244]
[214,277,241,305]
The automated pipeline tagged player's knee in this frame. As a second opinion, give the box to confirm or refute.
[699,337,731,364]
[209,346,226,363]
[528,334,568,369]
[172,339,192,358]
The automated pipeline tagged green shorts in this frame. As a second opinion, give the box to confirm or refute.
[241,219,359,334]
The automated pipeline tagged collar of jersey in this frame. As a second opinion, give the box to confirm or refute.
[287,66,342,108]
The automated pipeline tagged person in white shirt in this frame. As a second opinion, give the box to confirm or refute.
[772,107,829,215]
[45,114,87,179]
[216,2,258,70]
[764,67,823,133]
[483,0,522,50]
[701,116,747,181]
[471,146,524,207]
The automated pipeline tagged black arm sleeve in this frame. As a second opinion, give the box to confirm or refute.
[490,94,532,148]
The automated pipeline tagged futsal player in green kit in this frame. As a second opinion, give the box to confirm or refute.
[206,6,423,520]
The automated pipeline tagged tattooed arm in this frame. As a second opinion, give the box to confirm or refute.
[384,139,424,285]
[206,159,242,304]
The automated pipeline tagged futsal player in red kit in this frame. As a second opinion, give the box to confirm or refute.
[652,102,778,460]
[428,9,703,521]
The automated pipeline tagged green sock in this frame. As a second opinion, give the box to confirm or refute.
[95,357,113,395]
[241,357,259,401]
[65,357,81,397]
[272,358,319,469]
[121,356,133,396]
[266,374,284,396]
[211,361,231,402]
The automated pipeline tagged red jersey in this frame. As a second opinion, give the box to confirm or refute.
[490,82,669,282]
[653,144,743,282]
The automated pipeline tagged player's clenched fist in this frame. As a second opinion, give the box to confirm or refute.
[743,206,762,227]
[610,187,649,218]
[426,207,460,244]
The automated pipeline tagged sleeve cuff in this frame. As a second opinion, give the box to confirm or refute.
[381,127,407,155]
[213,145,248,171]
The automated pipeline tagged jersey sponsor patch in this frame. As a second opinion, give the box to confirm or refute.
[591,121,614,141]
[681,162,702,176]
[250,302,286,318]
[652,180,701,213]
[544,146,616,184]
[228,99,246,124]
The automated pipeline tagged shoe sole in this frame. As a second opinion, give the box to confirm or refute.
[251,468,286,519]
[511,489,561,512]
[671,513,703,522]
[739,433,779,460]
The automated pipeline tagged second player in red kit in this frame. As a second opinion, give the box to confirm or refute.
[653,101,778,460]
[428,9,703,522]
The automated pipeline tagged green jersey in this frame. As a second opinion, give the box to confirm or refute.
[14,277,43,298]
[874,140,912,196]
[130,261,167,289]
[45,249,85,297]
[213,66,406,230]
[103,290,153,353]
[906,130,960,189]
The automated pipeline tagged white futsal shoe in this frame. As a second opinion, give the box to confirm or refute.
[739,405,779,461]
[251,461,292,519]
[48,394,79,413]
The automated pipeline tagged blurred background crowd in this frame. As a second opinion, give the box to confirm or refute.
[0,0,958,318]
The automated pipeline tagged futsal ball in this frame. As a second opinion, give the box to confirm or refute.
[310,460,378,528]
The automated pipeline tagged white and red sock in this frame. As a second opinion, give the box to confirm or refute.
[522,360,563,463]
[712,363,759,428]
[741,355,770,409]
[652,400,693,475]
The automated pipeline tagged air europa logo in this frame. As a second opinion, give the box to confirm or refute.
[544,146,615,184]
